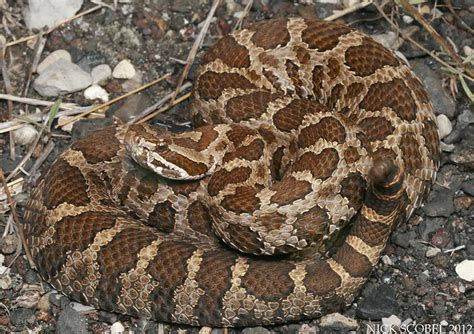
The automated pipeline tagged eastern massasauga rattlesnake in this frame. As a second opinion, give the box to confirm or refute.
[24,17,440,327]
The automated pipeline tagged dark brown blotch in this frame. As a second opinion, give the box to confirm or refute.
[149,241,197,322]
[360,79,417,121]
[270,177,312,206]
[332,242,372,277]
[225,91,277,122]
[250,18,290,50]
[241,260,295,301]
[194,250,237,323]
[292,148,339,180]
[340,173,365,210]
[345,37,399,77]
[400,133,422,174]
[202,36,250,68]
[197,71,257,101]
[302,20,351,51]
[208,166,251,196]
[148,201,176,233]
[298,117,346,147]
[358,116,394,142]
[43,159,90,209]
[72,127,120,164]
[97,227,157,310]
[273,99,327,132]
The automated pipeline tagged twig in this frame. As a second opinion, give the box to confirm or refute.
[234,0,253,30]
[171,0,221,103]
[324,1,373,21]
[398,0,473,78]
[446,0,474,34]
[4,5,104,48]
[21,31,47,98]
[0,169,35,269]
[0,39,13,118]
[129,82,192,124]
[373,1,473,83]
[4,127,45,183]
[58,73,171,128]
[1,37,16,159]
[0,94,79,109]
[26,141,55,186]
[137,91,192,125]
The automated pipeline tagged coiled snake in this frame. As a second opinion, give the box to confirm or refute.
[24,18,440,327]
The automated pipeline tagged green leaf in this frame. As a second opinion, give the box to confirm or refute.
[47,99,61,130]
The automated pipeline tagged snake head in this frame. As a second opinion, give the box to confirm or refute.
[124,124,211,181]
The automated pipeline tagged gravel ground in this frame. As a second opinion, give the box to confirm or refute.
[0,1,473,333]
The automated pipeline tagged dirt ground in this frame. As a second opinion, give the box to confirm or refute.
[0,1,473,333]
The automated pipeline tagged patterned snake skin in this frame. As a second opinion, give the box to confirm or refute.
[24,18,440,327]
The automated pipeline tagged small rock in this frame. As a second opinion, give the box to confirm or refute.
[84,84,109,102]
[440,142,455,152]
[37,50,71,73]
[297,324,317,334]
[392,231,417,248]
[91,64,112,85]
[382,314,402,327]
[13,125,38,146]
[450,145,474,169]
[37,293,52,313]
[411,60,456,119]
[437,114,453,139]
[110,321,125,334]
[426,246,441,258]
[372,31,403,49]
[0,266,12,289]
[23,0,83,29]
[430,228,451,248]
[56,307,88,334]
[70,302,95,313]
[33,58,92,97]
[241,327,270,334]
[381,255,393,265]
[403,15,414,24]
[112,59,136,79]
[10,308,35,329]
[461,180,474,196]
[455,260,474,282]
[0,234,19,254]
[457,109,474,129]
[423,191,455,217]
[320,312,357,330]
[454,195,472,211]
[356,284,398,320]
[199,326,212,334]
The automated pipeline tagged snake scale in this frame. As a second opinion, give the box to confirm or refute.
[23,18,440,327]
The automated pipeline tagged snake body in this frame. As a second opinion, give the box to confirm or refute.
[24,18,439,326]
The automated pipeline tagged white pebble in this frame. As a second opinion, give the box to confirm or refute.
[91,64,112,85]
[436,114,452,139]
[381,255,393,265]
[382,314,402,327]
[13,125,38,146]
[84,84,109,102]
[37,50,71,74]
[110,321,125,334]
[320,312,357,329]
[464,45,473,57]
[402,15,414,24]
[112,59,136,79]
[426,246,441,258]
[455,260,474,282]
